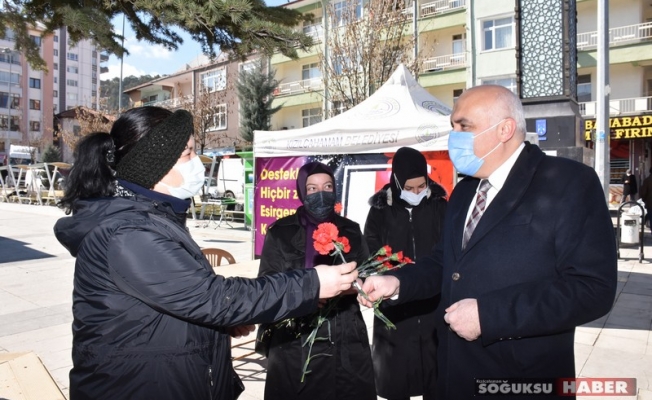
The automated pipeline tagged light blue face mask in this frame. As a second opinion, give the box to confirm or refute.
[448,119,505,176]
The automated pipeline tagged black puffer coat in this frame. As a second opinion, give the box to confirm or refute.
[363,182,447,399]
[257,212,376,400]
[54,195,320,400]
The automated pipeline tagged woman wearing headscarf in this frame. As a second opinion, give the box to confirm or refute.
[257,161,376,400]
[53,107,358,400]
[364,147,447,400]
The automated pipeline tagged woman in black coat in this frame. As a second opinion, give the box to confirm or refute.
[258,161,376,400]
[53,108,358,400]
[363,147,447,400]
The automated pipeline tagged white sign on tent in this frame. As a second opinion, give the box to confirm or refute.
[253,64,452,157]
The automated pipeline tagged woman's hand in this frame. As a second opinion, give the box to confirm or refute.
[228,325,255,338]
[314,261,358,299]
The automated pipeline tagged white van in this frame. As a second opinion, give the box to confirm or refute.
[9,145,40,165]
[206,158,245,200]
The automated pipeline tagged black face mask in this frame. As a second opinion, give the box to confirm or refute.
[303,191,336,221]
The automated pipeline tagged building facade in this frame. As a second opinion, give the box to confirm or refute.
[124,53,261,153]
[0,26,102,163]
[268,0,652,191]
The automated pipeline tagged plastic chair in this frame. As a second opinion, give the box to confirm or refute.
[201,248,236,266]
[200,247,255,360]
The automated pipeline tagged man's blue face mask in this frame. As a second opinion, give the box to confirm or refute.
[447,119,505,176]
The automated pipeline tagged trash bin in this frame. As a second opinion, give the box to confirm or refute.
[621,213,640,244]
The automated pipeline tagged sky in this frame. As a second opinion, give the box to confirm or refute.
[101,0,289,81]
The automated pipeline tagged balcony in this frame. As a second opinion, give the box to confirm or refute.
[580,96,652,117]
[273,77,323,96]
[420,0,466,18]
[136,95,193,109]
[422,52,467,72]
[302,23,323,43]
[577,22,652,51]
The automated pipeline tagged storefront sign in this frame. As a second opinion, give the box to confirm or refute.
[584,116,652,140]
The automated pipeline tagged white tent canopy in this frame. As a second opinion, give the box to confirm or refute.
[253,64,452,157]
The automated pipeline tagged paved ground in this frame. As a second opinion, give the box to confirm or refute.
[1,201,651,399]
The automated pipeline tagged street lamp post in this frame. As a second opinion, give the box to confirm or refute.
[1,48,13,161]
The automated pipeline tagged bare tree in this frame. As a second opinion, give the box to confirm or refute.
[56,107,115,152]
[319,0,423,115]
[184,79,237,155]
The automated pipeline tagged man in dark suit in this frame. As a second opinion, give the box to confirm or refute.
[359,85,617,399]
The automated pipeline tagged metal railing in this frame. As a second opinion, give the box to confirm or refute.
[274,77,323,96]
[302,23,323,42]
[422,52,467,71]
[580,96,652,117]
[142,95,194,109]
[577,21,652,51]
[420,0,466,18]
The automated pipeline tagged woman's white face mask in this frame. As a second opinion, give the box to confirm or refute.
[161,156,205,199]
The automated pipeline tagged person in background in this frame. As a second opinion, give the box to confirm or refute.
[54,107,358,400]
[638,167,652,227]
[622,168,638,203]
[363,146,447,400]
[358,85,617,399]
[258,161,376,400]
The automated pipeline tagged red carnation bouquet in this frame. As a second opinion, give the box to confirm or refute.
[312,222,413,328]
[268,222,413,383]
[293,222,412,381]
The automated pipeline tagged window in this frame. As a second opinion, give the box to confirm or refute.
[29,121,40,131]
[67,92,78,100]
[452,34,465,55]
[67,53,78,61]
[29,78,41,89]
[67,79,78,87]
[208,104,228,130]
[302,63,322,80]
[67,66,78,74]
[302,108,322,127]
[92,71,97,79]
[53,49,58,57]
[0,116,20,131]
[201,68,227,92]
[482,77,517,93]
[332,100,353,116]
[53,90,58,97]
[53,63,58,70]
[333,55,360,75]
[578,74,591,102]
[29,99,41,110]
[92,83,97,91]
[0,51,19,65]
[30,35,41,46]
[482,17,514,51]
[453,88,463,103]
[239,61,256,74]
[54,77,57,84]
[54,35,58,42]
[0,92,20,109]
[333,0,363,25]
[73,125,81,136]
[0,71,20,85]
[53,104,57,113]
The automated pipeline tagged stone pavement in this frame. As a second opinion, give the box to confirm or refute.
[0,201,651,399]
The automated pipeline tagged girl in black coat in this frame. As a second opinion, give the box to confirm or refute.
[363,147,447,400]
[258,161,376,400]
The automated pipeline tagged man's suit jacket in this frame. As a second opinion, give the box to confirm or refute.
[395,143,617,399]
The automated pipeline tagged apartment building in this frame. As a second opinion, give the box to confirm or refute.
[0,26,102,163]
[124,53,260,152]
[268,0,652,185]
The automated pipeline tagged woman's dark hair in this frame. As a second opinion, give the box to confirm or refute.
[58,132,117,214]
[58,107,173,214]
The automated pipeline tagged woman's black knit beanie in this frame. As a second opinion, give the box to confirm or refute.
[116,109,194,189]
